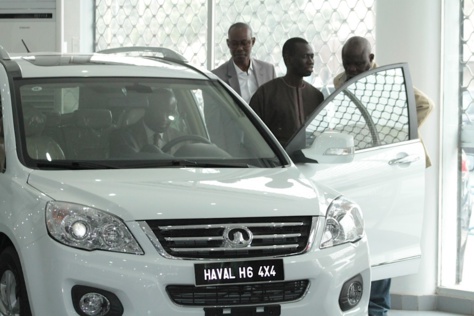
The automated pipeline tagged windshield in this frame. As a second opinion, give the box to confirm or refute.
[16,78,282,169]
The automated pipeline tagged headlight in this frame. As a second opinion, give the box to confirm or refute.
[46,201,144,254]
[320,196,364,248]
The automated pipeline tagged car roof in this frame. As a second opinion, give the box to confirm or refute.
[3,51,209,80]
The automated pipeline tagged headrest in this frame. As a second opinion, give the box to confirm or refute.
[44,112,61,127]
[23,108,46,137]
[122,108,145,126]
[75,109,113,128]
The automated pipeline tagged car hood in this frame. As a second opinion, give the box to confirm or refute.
[27,168,331,221]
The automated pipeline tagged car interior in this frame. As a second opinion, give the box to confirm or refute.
[18,78,278,168]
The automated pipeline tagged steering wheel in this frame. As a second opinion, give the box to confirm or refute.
[161,135,211,153]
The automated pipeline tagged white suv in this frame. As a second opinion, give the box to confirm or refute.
[0,46,424,316]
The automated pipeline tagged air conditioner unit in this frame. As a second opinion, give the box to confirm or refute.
[0,0,57,53]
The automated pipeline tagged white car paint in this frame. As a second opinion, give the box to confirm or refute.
[297,140,425,280]
[0,48,371,315]
[289,63,425,281]
[27,168,325,220]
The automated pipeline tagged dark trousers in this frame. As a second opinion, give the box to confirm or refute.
[368,278,391,316]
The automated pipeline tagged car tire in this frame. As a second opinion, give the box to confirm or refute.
[0,247,32,316]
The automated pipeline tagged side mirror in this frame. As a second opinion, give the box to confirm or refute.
[302,131,355,164]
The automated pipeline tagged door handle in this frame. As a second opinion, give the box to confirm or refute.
[388,155,420,165]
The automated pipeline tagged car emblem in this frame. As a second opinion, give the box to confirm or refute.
[223,226,253,248]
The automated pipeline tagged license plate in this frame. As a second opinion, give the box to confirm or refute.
[194,259,284,286]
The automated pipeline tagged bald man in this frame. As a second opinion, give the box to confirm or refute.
[334,36,375,85]
[334,36,433,166]
[334,36,433,129]
[334,36,434,316]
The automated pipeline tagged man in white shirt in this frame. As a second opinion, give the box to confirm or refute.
[212,22,277,103]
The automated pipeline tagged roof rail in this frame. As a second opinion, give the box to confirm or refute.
[97,46,188,63]
[0,45,11,60]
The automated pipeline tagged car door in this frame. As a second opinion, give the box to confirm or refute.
[287,63,425,280]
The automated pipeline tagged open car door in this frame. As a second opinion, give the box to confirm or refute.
[287,63,426,280]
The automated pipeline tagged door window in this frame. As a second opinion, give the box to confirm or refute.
[303,67,412,152]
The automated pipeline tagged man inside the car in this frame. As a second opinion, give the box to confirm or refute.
[110,88,178,157]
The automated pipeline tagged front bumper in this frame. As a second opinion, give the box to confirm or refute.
[21,231,370,316]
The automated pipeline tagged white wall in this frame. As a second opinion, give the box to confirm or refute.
[0,0,58,53]
[376,0,442,295]
[61,0,93,52]
[439,0,465,295]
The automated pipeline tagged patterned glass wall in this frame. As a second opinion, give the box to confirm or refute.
[95,0,208,65]
[462,0,474,114]
[95,0,375,87]
[458,0,474,288]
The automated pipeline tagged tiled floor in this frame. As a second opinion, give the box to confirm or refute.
[390,311,469,315]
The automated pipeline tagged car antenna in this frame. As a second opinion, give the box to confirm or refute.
[21,39,30,53]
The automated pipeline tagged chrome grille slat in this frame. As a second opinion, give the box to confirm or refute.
[146,216,315,259]
[171,244,300,253]
[256,233,302,239]
[159,221,305,231]
[165,236,224,241]
[165,234,301,242]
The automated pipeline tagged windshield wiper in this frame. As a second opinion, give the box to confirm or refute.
[170,160,251,168]
[35,161,120,170]
[34,159,272,170]
[119,160,253,168]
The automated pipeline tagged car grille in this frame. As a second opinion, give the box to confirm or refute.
[145,216,315,259]
[166,280,309,306]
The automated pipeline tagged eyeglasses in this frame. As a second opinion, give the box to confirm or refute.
[228,39,253,48]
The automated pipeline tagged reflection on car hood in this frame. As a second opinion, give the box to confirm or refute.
[27,168,331,220]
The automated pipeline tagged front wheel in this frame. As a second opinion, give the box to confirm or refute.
[0,247,31,316]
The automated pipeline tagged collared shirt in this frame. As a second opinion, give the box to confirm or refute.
[233,60,258,103]
[333,62,378,89]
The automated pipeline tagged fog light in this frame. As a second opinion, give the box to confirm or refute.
[79,293,110,316]
[339,274,363,311]
[72,285,124,316]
